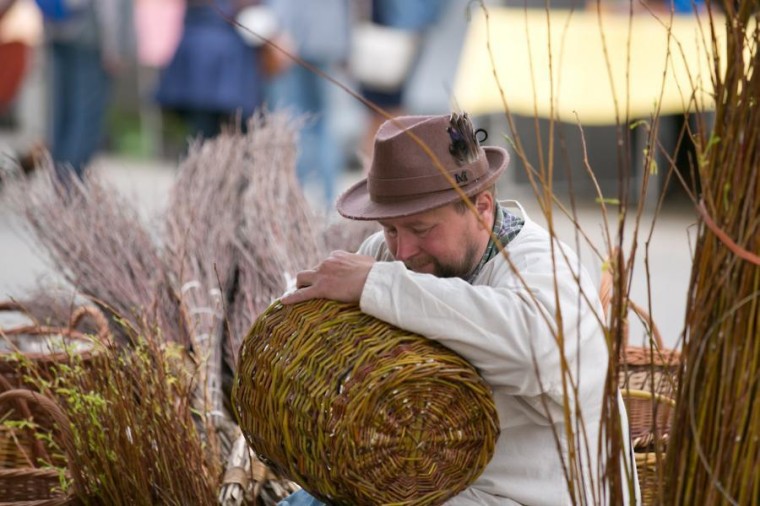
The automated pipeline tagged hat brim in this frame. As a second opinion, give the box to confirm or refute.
[336,146,509,221]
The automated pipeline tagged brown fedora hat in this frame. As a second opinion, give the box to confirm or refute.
[336,113,509,221]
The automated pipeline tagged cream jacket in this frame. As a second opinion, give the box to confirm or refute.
[357,202,639,505]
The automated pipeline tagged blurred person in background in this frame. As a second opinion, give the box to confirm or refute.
[40,0,134,181]
[0,0,39,118]
[155,0,265,142]
[0,0,42,178]
[350,0,445,162]
[132,0,184,158]
[265,0,350,210]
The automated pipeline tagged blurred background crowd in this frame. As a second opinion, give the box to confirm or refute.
[0,0,458,206]
[0,0,702,208]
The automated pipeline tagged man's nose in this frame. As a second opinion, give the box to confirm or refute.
[394,231,419,261]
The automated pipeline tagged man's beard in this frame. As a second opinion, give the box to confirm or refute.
[404,239,482,279]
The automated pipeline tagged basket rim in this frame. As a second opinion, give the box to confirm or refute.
[0,325,106,366]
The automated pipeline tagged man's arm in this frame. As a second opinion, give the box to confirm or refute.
[282,233,605,399]
[358,260,566,395]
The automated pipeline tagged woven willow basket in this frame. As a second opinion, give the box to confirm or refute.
[634,451,667,506]
[621,389,674,451]
[233,299,499,505]
[0,303,111,390]
[615,300,680,401]
[0,389,79,506]
[598,260,681,400]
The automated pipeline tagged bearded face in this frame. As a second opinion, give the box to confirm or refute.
[380,195,494,280]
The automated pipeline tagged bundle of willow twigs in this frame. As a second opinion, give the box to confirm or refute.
[665,2,760,504]
[165,111,329,382]
[16,330,221,506]
[8,165,189,346]
[164,124,253,423]
[225,113,327,367]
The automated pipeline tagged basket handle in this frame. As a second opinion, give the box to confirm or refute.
[627,300,665,350]
[0,375,50,464]
[1,324,87,340]
[600,251,666,350]
[0,389,84,496]
[0,300,27,313]
[69,305,112,345]
[0,300,36,329]
[0,300,112,346]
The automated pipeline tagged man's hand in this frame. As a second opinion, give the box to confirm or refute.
[281,251,375,305]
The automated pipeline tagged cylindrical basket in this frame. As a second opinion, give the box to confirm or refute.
[233,299,499,506]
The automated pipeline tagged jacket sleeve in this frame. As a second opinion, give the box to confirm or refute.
[358,231,607,400]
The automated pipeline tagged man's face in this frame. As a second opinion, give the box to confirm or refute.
[378,194,493,279]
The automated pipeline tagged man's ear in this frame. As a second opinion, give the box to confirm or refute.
[475,190,495,229]
[475,190,494,215]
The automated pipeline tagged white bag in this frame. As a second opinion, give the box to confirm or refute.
[235,5,278,47]
[349,22,420,92]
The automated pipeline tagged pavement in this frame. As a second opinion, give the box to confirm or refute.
[0,126,697,350]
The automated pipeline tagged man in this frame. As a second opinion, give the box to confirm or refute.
[281,113,638,505]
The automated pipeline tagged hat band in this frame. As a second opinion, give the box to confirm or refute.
[368,157,488,198]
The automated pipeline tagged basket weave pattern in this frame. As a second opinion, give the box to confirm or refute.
[0,389,78,506]
[615,301,680,401]
[622,390,675,451]
[0,303,111,390]
[233,300,499,505]
[634,452,667,506]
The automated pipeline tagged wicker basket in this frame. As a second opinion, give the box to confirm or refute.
[634,450,668,506]
[600,256,678,504]
[233,299,499,506]
[599,259,681,400]
[0,374,54,469]
[615,300,680,401]
[621,389,674,452]
[0,389,80,506]
[0,302,111,390]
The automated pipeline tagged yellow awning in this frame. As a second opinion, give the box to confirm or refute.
[453,8,727,125]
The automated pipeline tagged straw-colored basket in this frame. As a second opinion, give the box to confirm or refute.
[0,374,60,470]
[233,299,499,506]
[634,451,667,506]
